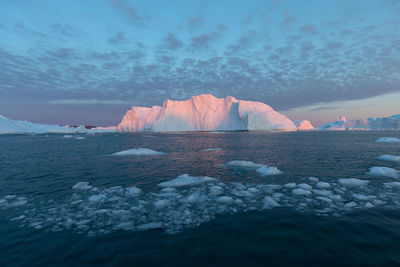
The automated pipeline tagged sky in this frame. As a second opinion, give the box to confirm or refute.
[0,0,399,126]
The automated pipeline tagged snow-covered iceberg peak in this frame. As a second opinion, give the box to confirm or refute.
[118,94,297,132]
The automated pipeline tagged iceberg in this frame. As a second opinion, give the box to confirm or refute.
[0,114,117,134]
[118,94,297,132]
[319,114,400,131]
[294,120,314,130]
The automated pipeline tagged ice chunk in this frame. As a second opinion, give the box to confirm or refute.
[367,167,399,179]
[125,186,142,196]
[263,196,279,208]
[292,188,312,195]
[112,148,166,156]
[298,183,312,190]
[308,177,319,182]
[377,155,400,162]
[72,182,93,190]
[338,178,369,187]
[154,199,170,208]
[88,194,106,202]
[226,160,264,170]
[217,196,233,203]
[256,166,282,176]
[383,182,400,188]
[344,202,358,208]
[313,189,332,197]
[284,183,297,189]
[364,202,374,208]
[202,148,222,151]
[158,174,217,187]
[376,137,400,143]
[76,137,85,140]
[316,182,331,189]
[316,196,332,203]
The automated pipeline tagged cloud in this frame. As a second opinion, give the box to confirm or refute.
[161,32,183,50]
[309,106,339,112]
[49,99,131,105]
[109,0,146,27]
[187,17,203,28]
[190,33,217,49]
[299,24,317,34]
[108,32,127,44]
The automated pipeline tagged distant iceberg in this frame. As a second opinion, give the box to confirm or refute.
[294,120,314,130]
[118,94,297,132]
[0,114,116,134]
[319,114,400,131]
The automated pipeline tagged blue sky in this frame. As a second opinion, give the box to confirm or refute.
[0,0,399,126]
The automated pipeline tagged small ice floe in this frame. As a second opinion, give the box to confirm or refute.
[226,160,282,176]
[292,188,312,195]
[72,182,93,190]
[316,181,331,189]
[76,137,85,140]
[63,135,73,138]
[263,196,280,208]
[383,182,400,188]
[112,148,166,156]
[377,155,400,163]
[376,137,400,143]
[158,174,217,187]
[125,186,142,196]
[338,178,369,187]
[202,148,222,152]
[367,167,400,179]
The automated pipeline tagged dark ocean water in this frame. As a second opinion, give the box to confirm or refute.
[1,131,400,266]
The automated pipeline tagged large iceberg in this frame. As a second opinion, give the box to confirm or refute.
[118,94,297,132]
[319,114,400,131]
[0,115,116,134]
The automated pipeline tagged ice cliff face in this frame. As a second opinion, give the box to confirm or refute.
[319,114,400,131]
[118,94,297,132]
[294,120,314,130]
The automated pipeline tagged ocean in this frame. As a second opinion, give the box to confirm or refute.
[1,131,400,266]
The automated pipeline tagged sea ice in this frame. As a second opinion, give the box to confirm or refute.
[376,137,400,143]
[125,186,142,196]
[383,182,400,188]
[112,148,166,156]
[338,178,369,187]
[226,160,282,176]
[367,167,400,179]
[377,155,400,163]
[158,174,217,187]
[72,182,93,190]
[263,196,279,208]
[292,188,312,195]
[316,181,331,189]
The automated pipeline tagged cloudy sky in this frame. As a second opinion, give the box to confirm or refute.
[1,0,399,126]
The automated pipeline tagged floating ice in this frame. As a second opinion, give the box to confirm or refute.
[202,148,222,151]
[316,181,331,189]
[6,172,400,236]
[383,182,400,188]
[72,182,93,190]
[338,178,369,187]
[112,148,166,156]
[256,166,282,176]
[263,196,280,208]
[158,174,217,187]
[367,167,400,179]
[292,188,312,195]
[376,137,400,143]
[226,160,282,176]
[226,160,264,170]
[377,155,400,163]
[76,137,85,140]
